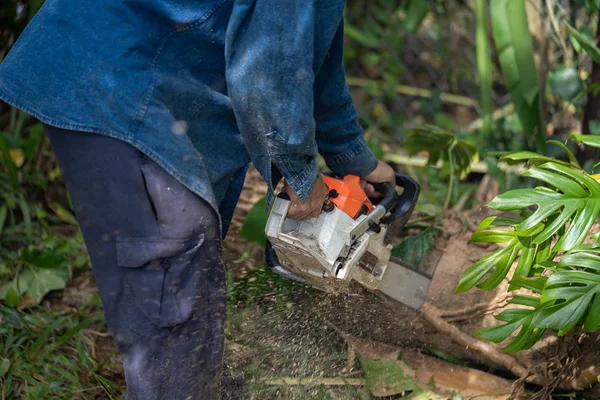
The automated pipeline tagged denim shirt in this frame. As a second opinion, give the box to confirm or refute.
[0,0,378,236]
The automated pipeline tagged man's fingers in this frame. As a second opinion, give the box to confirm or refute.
[284,175,328,220]
[308,207,322,219]
[363,182,383,199]
[287,205,307,220]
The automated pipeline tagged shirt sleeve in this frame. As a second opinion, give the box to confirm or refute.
[225,0,319,202]
[313,19,379,178]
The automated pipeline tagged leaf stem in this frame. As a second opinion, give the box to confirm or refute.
[444,145,456,210]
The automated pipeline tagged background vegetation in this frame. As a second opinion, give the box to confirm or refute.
[3,0,600,398]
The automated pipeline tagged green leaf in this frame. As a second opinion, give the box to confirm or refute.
[548,67,585,105]
[571,26,595,53]
[509,237,536,290]
[506,1,539,106]
[405,127,477,179]
[491,0,545,153]
[16,268,68,304]
[0,358,10,378]
[475,299,543,352]
[0,204,7,236]
[240,198,268,246]
[487,162,600,252]
[508,275,547,294]
[475,0,493,136]
[20,248,67,269]
[49,202,78,226]
[499,151,567,167]
[455,233,521,293]
[569,133,600,148]
[344,23,379,49]
[391,227,436,267]
[567,24,600,63]
[4,286,20,308]
[0,132,19,189]
[547,140,580,168]
[533,269,600,332]
[403,0,429,34]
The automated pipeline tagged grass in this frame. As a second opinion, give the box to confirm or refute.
[0,296,124,399]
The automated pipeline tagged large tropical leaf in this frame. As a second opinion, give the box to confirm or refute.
[405,127,477,179]
[488,162,600,252]
[534,267,600,333]
[455,216,542,293]
[475,295,545,352]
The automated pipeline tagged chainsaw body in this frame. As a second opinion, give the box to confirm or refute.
[265,173,431,310]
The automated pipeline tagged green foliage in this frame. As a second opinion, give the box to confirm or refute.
[391,227,437,267]
[489,0,545,154]
[568,23,600,63]
[474,0,492,137]
[457,137,600,351]
[0,112,87,308]
[0,303,122,399]
[405,126,477,208]
[405,127,477,179]
[240,197,268,246]
[548,67,586,105]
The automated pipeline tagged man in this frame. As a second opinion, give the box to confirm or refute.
[0,0,395,398]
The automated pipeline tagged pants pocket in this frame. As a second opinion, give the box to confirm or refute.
[116,235,206,337]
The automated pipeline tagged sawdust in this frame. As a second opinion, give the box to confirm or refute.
[221,168,600,399]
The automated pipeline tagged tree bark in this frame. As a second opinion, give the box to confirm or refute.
[577,19,600,164]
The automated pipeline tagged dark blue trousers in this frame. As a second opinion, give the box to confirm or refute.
[46,125,227,400]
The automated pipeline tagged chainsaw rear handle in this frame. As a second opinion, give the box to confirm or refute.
[369,181,397,213]
[380,173,420,234]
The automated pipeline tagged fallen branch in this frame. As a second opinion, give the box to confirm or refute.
[259,377,365,386]
[439,293,512,319]
[422,302,600,392]
[421,302,530,379]
[565,365,600,391]
[346,77,477,107]
[465,103,515,132]
[382,153,527,175]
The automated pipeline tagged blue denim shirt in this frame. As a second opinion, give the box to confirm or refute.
[0,0,378,236]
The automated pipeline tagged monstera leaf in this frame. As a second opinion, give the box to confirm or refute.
[457,144,600,351]
[533,248,600,333]
[487,162,600,253]
[405,126,477,179]
[475,295,545,352]
[455,216,542,293]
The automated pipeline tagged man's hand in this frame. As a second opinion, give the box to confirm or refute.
[362,160,395,198]
[285,174,329,220]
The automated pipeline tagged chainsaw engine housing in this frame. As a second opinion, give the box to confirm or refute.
[265,196,391,292]
[265,173,430,310]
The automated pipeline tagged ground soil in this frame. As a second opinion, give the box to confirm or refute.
[43,166,600,399]
[221,167,600,400]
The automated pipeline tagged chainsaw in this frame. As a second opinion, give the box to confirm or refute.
[265,173,431,311]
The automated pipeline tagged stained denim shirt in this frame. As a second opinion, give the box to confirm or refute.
[0,0,378,236]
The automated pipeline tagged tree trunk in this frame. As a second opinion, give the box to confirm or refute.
[577,19,600,164]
